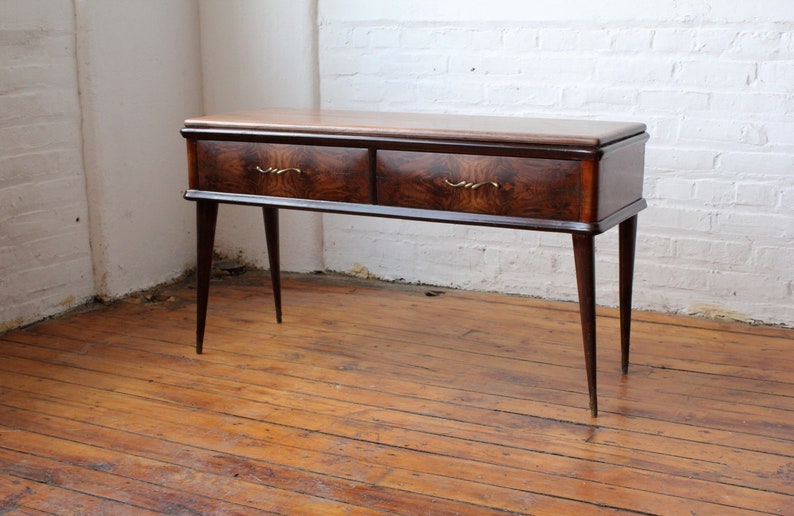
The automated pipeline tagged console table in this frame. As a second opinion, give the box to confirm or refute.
[181,108,648,416]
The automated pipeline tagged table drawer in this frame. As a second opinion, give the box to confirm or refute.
[196,141,370,203]
[376,151,582,220]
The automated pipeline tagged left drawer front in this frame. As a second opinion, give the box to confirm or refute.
[196,141,370,203]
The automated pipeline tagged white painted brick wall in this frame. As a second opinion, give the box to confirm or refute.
[1,1,95,331]
[318,0,794,325]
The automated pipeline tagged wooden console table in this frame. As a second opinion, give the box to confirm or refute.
[182,108,649,416]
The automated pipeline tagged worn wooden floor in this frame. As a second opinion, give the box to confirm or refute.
[1,270,792,515]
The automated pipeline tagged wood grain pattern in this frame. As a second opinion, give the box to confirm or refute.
[196,140,370,203]
[1,271,792,514]
[185,108,646,147]
[592,136,647,221]
[376,150,582,220]
[184,109,649,416]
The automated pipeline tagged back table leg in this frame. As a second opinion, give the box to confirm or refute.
[263,207,282,324]
[195,200,218,354]
[572,233,598,417]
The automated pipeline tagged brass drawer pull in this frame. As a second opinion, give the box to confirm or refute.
[444,178,499,190]
[255,166,303,176]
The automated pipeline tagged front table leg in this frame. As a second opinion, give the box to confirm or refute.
[196,200,219,354]
[572,234,598,417]
[619,215,638,374]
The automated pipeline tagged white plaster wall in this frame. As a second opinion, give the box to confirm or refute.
[75,0,203,298]
[0,0,95,330]
[3,0,792,332]
[2,0,204,331]
[318,0,794,325]
[198,0,324,272]
[2,0,320,332]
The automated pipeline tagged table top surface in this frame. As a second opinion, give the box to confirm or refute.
[185,108,647,148]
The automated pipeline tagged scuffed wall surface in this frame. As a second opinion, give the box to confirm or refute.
[1,0,203,331]
[0,0,95,330]
[75,0,202,299]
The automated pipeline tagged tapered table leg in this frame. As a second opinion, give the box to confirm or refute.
[196,200,218,354]
[572,234,598,417]
[619,215,638,374]
[263,207,282,324]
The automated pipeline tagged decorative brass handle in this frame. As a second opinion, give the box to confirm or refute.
[255,166,303,175]
[444,178,499,190]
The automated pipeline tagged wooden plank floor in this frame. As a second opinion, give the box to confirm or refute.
[1,270,792,515]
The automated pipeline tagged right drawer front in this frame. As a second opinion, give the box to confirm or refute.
[376,151,582,220]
